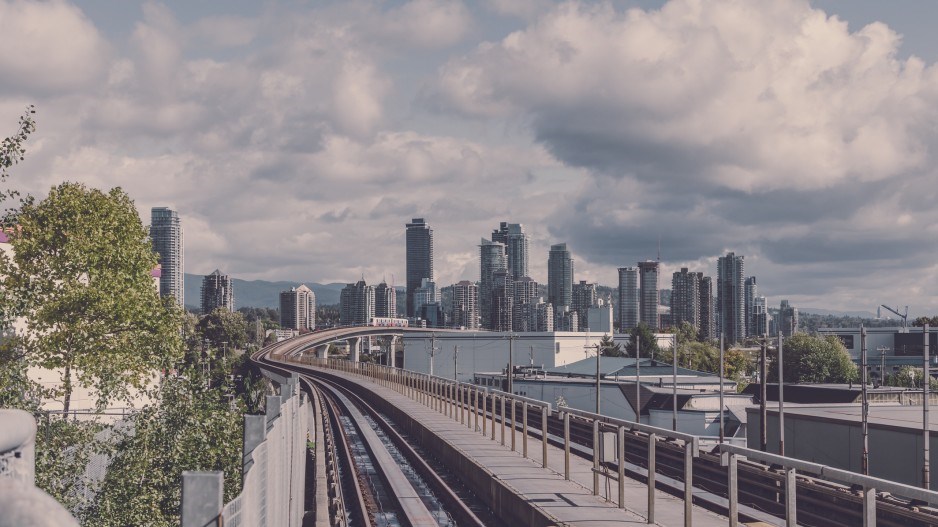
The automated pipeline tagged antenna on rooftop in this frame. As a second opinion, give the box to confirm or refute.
[657,235,661,262]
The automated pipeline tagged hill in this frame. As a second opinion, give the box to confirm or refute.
[184,274,345,309]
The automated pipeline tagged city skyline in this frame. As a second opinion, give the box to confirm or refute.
[4,1,938,314]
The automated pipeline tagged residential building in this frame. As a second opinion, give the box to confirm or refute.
[340,280,375,326]
[587,302,614,334]
[513,276,538,329]
[200,269,233,314]
[555,307,579,332]
[617,267,640,332]
[671,268,701,330]
[479,239,508,329]
[280,285,316,331]
[548,243,574,309]
[150,207,184,307]
[413,278,438,317]
[405,218,433,318]
[751,296,768,337]
[699,276,715,340]
[717,252,746,344]
[452,281,479,329]
[638,261,660,330]
[374,281,396,318]
[492,270,514,331]
[491,222,529,280]
[745,276,758,337]
[778,299,798,336]
[572,280,597,331]
[535,300,554,332]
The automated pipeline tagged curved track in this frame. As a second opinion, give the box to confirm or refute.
[256,339,938,527]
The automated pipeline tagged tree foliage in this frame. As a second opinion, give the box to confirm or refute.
[599,334,623,357]
[196,307,249,353]
[0,182,183,413]
[83,365,245,526]
[913,316,938,327]
[627,322,659,359]
[767,333,858,383]
[0,105,35,221]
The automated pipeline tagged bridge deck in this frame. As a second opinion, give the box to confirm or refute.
[318,368,728,527]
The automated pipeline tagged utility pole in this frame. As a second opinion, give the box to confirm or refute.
[861,326,869,475]
[596,342,601,414]
[429,333,437,377]
[760,337,768,452]
[925,324,931,490]
[779,333,785,456]
[719,333,725,444]
[635,338,641,424]
[672,333,678,432]
[454,345,459,381]
[878,346,889,385]
[508,334,516,395]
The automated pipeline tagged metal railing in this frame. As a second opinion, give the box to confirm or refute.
[181,372,308,527]
[292,356,706,526]
[718,443,938,527]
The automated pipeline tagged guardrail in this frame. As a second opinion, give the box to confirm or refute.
[717,443,938,527]
[181,372,308,527]
[290,355,706,526]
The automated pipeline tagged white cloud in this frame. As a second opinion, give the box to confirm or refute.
[375,0,472,49]
[0,0,110,94]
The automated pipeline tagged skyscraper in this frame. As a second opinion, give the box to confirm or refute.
[779,299,799,337]
[150,207,184,307]
[671,268,701,330]
[699,276,715,340]
[405,218,433,318]
[200,269,233,314]
[572,280,597,331]
[638,261,660,330]
[479,239,507,329]
[717,252,746,344]
[453,281,479,329]
[492,270,514,331]
[280,285,316,331]
[491,222,529,280]
[617,267,640,332]
[752,296,768,337]
[744,276,758,337]
[374,281,396,318]
[547,243,573,309]
[340,280,375,326]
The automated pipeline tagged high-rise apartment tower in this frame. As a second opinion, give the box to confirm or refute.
[717,252,746,344]
[280,285,316,331]
[638,261,660,330]
[200,270,233,314]
[617,267,640,332]
[150,207,184,307]
[547,243,574,309]
[491,222,529,280]
[405,218,433,318]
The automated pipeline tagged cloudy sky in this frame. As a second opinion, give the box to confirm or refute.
[2,0,937,314]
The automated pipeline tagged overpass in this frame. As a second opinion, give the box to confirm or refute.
[265,325,469,364]
[242,326,938,527]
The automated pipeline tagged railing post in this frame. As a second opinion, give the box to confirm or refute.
[722,451,738,527]
[501,396,506,446]
[618,425,626,508]
[522,402,529,458]
[181,471,223,527]
[863,486,876,527]
[511,398,517,452]
[647,433,656,524]
[484,394,489,438]
[473,389,479,431]
[542,406,549,468]
[564,412,571,480]
[684,441,693,527]
[593,419,600,496]
[785,467,797,527]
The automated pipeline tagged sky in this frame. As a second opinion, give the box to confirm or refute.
[2,0,938,314]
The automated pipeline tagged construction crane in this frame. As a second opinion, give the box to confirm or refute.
[881,304,908,328]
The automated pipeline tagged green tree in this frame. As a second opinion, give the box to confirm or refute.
[0,105,35,222]
[884,365,938,390]
[912,316,938,327]
[599,334,623,357]
[767,333,858,383]
[84,364,244,526]
[196,307,249,356]
[627,322,659,359]
[0,182,183,413]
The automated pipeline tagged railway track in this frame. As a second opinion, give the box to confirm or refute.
[299,372,495,527]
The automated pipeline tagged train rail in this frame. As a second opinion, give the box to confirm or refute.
[299,372,493,527]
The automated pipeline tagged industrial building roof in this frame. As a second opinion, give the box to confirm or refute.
[546,356,721,381]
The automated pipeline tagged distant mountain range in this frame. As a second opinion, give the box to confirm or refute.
[184,274,346,309]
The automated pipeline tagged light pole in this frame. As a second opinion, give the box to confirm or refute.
[877,346,890,385]
[779,333,785,456]
[719,332,725,444]
[924,324,931,490]
[861,325,869,475]
[635,338,641,424]
[672,333,678,432]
